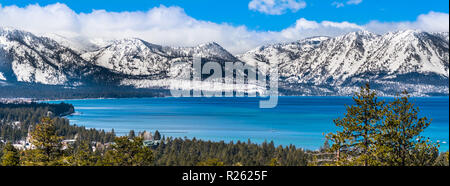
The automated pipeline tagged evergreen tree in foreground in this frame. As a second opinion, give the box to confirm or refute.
[22,117,64,166]
[66,140,99,166]
[327,84,385,166]
[434,152,449,166]
[326,85,440,166]
[1,142,20,166]
[197,158,224,166]
[375,91,439,166]
[101,136,154,166]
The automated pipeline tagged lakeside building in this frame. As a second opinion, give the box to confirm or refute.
[143,140,161,147]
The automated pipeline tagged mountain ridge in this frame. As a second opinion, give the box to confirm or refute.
[1,27,449,96]
[239,29,448,96]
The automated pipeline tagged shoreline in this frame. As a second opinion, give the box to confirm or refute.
[4,96,447,153]
[57,97,449,152]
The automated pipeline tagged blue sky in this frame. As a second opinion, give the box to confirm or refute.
[2,0,448,31]
[0,0,448,53]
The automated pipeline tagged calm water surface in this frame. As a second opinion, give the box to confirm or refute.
[48,97,449,151]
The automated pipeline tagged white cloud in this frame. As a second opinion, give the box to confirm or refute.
[332,0,362,8]
[279,18,363,39]
[248,0,306,15]
[0,3,448,54]
[365,11,449,33]
[347,0,363,5]
[332,2,345,8]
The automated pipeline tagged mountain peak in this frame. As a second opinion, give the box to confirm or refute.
[296,36,330,46]
[197,42,225,50]
[355,30,378,37]
[111,38,160,48]
[176,42,237,61]
[338,30,378,41]
[0,26,19,33]
[387,29,425,38]
[394,29,422,34]
[240,30,449,96]
[0,27,33,38]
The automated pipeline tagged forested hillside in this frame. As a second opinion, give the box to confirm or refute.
[0,102,115,142]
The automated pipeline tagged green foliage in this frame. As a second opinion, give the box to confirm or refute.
[32,118,63,161]
[327,85,440,166]
[268,158,281,166]
[66,141,99,166]
[153,138,310,166]
[21,117,65,166]
[100,137,154,166]
[128,130,136,139]
[197,158,224,166]
[327,84,385,165]
[7,118,153,166]
[409,138,439,166]
[0,102,73,142]
[434,152,449,166]
[0,102,115,143]
[154,130,161,140]
[1,142,20,166]
[375,92,439,166]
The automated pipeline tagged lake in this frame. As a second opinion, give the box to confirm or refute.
[48,96,449,151]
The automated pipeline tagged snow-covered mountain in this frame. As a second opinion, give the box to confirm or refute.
[0,28,238,87]
[0,27,449,96]
[40,33,101,54]
[1,28,87,85]
[81,39,236,76]
[240,30,449,96]
[0,28,127,86]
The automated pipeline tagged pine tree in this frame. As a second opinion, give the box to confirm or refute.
[67,141,98,166]
[375,91,438,166]
[128,130,136,139]
[326,84,385,166]
[1,142,20,166]
[154,130,161,140]
[22,117,64,166]
[268,158,281,166]
[101,137,154,166]
[319,140,330,152]
[434,152,449,166]
[326,87,440,166]
[197,158,224,166]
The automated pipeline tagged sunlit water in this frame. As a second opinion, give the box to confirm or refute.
[47,96,449,151]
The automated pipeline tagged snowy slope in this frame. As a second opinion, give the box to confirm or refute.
[82,39,237,76]
[40,33,101,54]
[239,30,449,96]
[1,27,448,96]
[0,27,121,86]
[1,27,76,84]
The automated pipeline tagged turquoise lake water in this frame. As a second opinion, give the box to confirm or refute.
[48,97,449,151]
